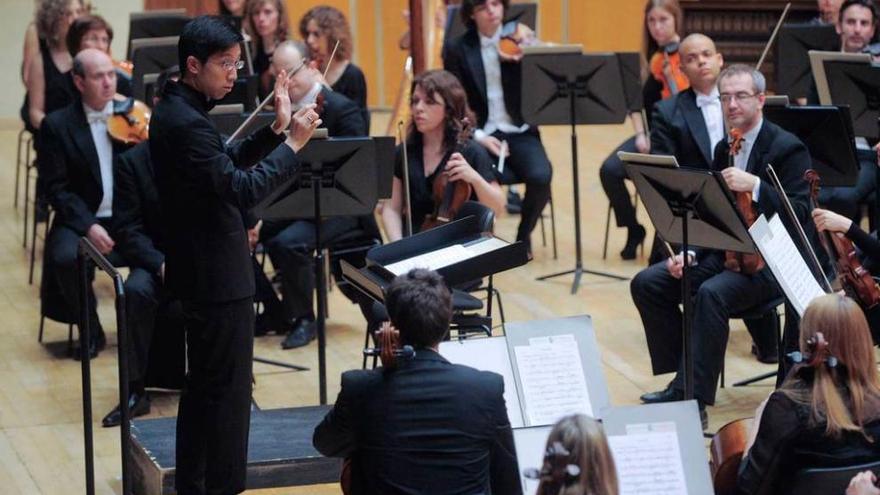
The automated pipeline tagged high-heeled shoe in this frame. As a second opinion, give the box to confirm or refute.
[621,224,646,260]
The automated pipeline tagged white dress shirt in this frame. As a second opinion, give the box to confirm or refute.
[474,26,529,141]
[84,101,115,219]
[695,87,724,153]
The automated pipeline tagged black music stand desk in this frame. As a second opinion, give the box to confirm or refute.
[521,50,629,293]
[253,137,394,404]
[764,103,860,187]
[775,23,838,99]
[823,58,880,141]
[623,161,755,401]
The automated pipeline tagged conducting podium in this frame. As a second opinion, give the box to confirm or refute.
[520,46,630,293]
[341,216,530,305]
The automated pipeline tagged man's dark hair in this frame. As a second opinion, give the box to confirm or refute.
[385,269,452,349]
[66,15,114,57]
[178,15,243,74]
[460,0,510,29]
[156,65,181,100]
[840,0,879,26]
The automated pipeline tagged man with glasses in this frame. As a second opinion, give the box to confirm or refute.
[150,16,320,495]
[631,64,812,429]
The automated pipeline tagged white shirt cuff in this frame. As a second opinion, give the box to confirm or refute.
[474,129,488,142]
[751,177,761,202]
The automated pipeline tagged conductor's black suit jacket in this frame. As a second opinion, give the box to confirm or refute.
[313,350,523,495]
[150,81,300,303]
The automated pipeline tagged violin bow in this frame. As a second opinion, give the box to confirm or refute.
[765,164,834,292]
[756,2,791,72]
[322,40,341,82]
[398,121,414,238]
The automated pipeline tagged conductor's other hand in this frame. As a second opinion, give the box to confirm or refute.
[272,69,292,133]
[288,104,321,152]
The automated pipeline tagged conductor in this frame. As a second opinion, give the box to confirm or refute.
[149,16,320,495]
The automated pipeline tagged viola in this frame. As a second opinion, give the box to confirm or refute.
[723,129,765,274]
[421,121,474,231]
[806,170,880,308]
[649,42,689,99]
[498,21,526,58]
[108,97,150,145]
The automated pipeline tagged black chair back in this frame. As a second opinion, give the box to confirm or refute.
[789,459,880,495]
[455,201,495,233]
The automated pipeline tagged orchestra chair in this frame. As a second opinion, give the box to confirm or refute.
[29,204,52,285]
[497,165,557,259]
[602,193,642,260]
[789,459,880,495]
[720,295,785,389]
[15,129,32,209]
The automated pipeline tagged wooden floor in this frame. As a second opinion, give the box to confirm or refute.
[0,114,788,494]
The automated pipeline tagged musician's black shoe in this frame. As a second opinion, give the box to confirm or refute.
[73,327,106,361]
[255,311,292,337]
[506,190,523,214]
[751,343,779,364]
[281,318,316,349]
[621,224,646,260]
[101,392,151,428]
[640,383,683,404]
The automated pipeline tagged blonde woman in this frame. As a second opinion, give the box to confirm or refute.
[535,414,619,495]
[738,294,880,494]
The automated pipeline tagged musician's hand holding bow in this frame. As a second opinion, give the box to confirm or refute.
[721,167,758,193]
[666,252,695,279]
[847,471,880,495]
[812,208,853,235]
[87,223,115,255]
[477,135,510,158]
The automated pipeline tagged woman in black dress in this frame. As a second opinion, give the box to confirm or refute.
[244,0,288,98]
[737,294,880,494]
[299,5,370,129]
[380,69,504,242]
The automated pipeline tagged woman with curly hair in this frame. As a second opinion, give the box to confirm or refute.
[299,5,369,128]
[534,414,619,495]
[244,0,288,97]
[23,0,84,133]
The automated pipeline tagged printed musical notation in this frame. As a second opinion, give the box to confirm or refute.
[608,430,688,495]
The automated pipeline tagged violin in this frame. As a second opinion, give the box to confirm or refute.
[806,170,880,308]
[498,21,532,58]
[723,129,765,274]
[649,42,689,99]
[340,323,415,494]
[114,59,133,77]
[108,97,150,145]
[421,120,474,231]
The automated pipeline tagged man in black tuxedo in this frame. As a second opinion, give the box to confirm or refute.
[101,67,184,428]
[39,48,128,359]
[149,16,320,495]
[313,269,522,495]
[443,0,552,254]
[631,64,812,427]
[258,40,371,348]
[649,35,780,363]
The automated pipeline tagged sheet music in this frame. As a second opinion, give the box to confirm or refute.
[750,214,826,316]
[608,428,688,495]
[513,334,592,426]
[385,237,508,276]
[439,338,525,427]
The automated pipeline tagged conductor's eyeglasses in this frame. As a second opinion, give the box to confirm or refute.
[216,59,246,72]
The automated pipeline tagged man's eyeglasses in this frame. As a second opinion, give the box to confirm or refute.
[719,92,761,104]
[215,59,246,72]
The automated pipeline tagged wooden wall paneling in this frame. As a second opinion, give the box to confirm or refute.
[569,0,644,52]
[144,0,216,15]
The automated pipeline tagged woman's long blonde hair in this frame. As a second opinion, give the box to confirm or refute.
[536,414,619,495]
[782,294,880,439]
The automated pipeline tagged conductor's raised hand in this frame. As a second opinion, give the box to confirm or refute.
[271,69,292,133]
[288,103,322,152]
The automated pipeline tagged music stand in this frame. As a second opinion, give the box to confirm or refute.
[131,37,179,102]
[616,52,643,113]
[522,50,630,293]
[127,9,189,59]
[216,74,260,111]
[253,137,394,404]
[764,103,860,187]
[823,59,880,140]
[775,24,838,99]
[623,161,755,401]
